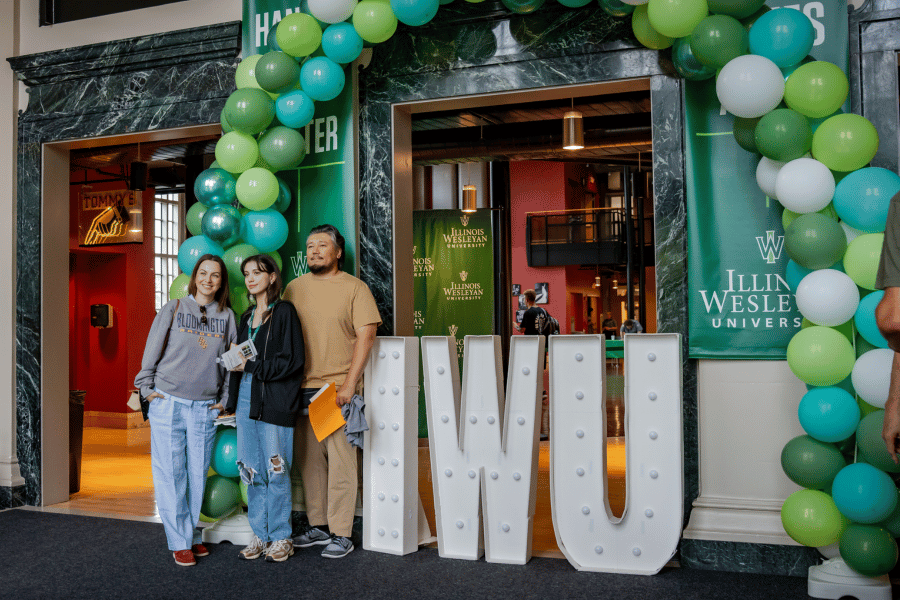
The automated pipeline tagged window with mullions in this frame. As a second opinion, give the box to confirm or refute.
[154,192,183,311]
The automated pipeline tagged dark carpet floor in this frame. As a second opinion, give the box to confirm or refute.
[1,509,818,599]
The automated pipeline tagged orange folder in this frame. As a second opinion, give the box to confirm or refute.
[308,382,345,442]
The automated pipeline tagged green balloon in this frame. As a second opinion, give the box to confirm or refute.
[857,411,900,473]
[673,36,716,81]
[786,326,855,387]
[223,243,261,282]
[781,435,846,490]
[648,0,708,39]
[856,333,878,358]
[235,54,263,90]
[879,489,900,537]
[215,132,259,174]
[220,108,233,134]
[253,153,277,172]
[690,15,748,68]
[754,108,812,162]
[223,88,275,136]
[782,489,849,547]
[732,115,760,152]
[169,273,190,300]
[231,285,251,317]
[201,205,243,248]
[239,480,249,507]
[353,0,398,44]
[840,524,899,577]
[782,203,837,230]
[276,12,323,58]
[259,126,307,171]
[859,398,880,418]
[597,0,633,18]
[501,0,546,14]
[632,5,674,50]
[201,474,240,519]
[186,202,207,236]
[784,61,849,119]
[739,4,769,29]
[255,50,301,95]
[784,213,847,270]
[801,317,854,343]
[812,113,880,173]
[236,168,280,211]
[706,0,764,19]
[266,251,283,271]
[273,178,292,213]
[843,233,884,290]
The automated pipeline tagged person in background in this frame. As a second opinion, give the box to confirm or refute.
[602,312,618,339]
[284,224,381,559]
[219,254,305,563]
[620,318,643,336]
[874,189,900,461]
[514,289,542,335]
[135,254,236,567]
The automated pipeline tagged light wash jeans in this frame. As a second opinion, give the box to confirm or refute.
[236,374,294,542]
[148,390,218,551]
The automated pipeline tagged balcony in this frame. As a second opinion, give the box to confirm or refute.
[526,208,638,267]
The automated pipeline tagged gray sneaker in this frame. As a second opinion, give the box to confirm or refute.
[295,526,331,548]
[321,535,354,559]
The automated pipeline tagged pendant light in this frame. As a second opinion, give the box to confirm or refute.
[462,184,477,213]
[563,98,584,151]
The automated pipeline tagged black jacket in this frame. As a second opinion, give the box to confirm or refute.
[225,300,305,427]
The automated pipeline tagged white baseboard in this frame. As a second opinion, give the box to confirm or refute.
[683,495,799,546]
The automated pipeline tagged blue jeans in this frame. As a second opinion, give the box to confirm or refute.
[148,390,218,551]
[236,374,294,542]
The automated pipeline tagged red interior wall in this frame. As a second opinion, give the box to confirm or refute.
[509,161,568,334]
[69,177,156,414]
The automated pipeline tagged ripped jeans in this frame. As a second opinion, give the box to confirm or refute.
[236,373,294,542]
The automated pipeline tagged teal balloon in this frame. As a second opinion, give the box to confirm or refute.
[273,178,292,213]
[169,273,190,300]
[177,235,223,277]
[784,213,847,270]
[706,0,764,19]
[241,209,289,253]
[222,243,261,282]
[832,463,899,524]
[833,168,900,233]
[748,7,815,68]
[275,90,316,130]
[781,435,846,490]
[231,285,251,316]
[672,36,716,81]
[322,23,364,64]
[391,0,440,26]
[259,126,307,171]
[503,0,547,14]
[855,291,888,349]
[194,168,237,206]
[255,50,301,94]
[201,205,243,248]
[223,88,275,136]
[785,259,812,291]
[186,202,207,236]
[201,475,240,519]
[840,524,899,577]
[857,411,900,474]
[798,387,860,443]
[211,428,239,477]
[300,56,345,102]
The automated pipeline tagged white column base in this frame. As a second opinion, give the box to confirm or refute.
[682,496,799,545]
[201,510,254,547]
[808,558,892,600]
[0,456,25,488]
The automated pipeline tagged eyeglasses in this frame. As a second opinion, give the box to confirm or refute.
[199,305,207,326]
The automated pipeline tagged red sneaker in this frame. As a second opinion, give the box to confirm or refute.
[173,549,196,566]
[191,543,209,557]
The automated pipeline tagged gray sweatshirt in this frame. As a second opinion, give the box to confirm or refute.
[134,296,237,402]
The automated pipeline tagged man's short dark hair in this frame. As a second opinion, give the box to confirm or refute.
[624,319,634,328]
[308,224,346,270]
[523,289,536,303]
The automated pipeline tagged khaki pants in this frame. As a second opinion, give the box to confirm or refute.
[295,415,358,537]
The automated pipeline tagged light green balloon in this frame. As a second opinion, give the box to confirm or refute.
[186,202,207,236]
[214,132,259,174]
[276,12,323,58]
[787,326,855,387]
[647,0,708,40]
[843,233,884,291]
[235,54,263,90]
[266,251,283,272]
[230,285,251,316]
[223,243,261,282]
[782,489,850,547]
[353,0,399,44]
[632,5,674,50]
[812,113,880,173]
[169,273,190,300]
[236,168,280,211]
[784,61,849,119]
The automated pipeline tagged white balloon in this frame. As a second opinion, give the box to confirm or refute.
[775,158,836,214]
[716,55,785,118]
[841,221,864,245]
[817,543,841,559]
[756,157,787,200]
[307,0,357,24]
[795,269,860,326]
[851,348,893,408]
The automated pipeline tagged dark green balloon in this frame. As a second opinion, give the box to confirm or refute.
[201,204,243,248]
[672,36,716,81]
[754,109,812,162]
[733,115,760,153]
[739,4,770,29]
[857,411,900,473]
[784,213,847,270]
[781,435,846,490]
[856,333,878,358]
[223,88,275,136]
[691,15,748,69]
[194,168,237,207]
[597,0,633,18]
[255,51,300,95]
[879,489,900,537]
[502,0,546,14]
[220,108,233,134]
[273,177,292,213]
[840,524,899,577]
[258,126,307,171]
[706,0,765,19]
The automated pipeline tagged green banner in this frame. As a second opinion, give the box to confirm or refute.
[241,1,357,283]
[414,210,495,437]
[686,0,848,359]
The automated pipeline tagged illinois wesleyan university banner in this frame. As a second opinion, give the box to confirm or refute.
[686,0,848,358]
[413,210,494,436]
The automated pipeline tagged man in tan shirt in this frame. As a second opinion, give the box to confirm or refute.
[283,224,381,559]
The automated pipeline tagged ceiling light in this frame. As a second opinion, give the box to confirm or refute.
[462,184,477,213]
[563,102,584,151]
[593,276,602,288]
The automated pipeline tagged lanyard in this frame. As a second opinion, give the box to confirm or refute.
[248,303,275,342]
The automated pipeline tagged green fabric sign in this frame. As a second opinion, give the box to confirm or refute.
[686,0,848,359]
[414,210,495,437]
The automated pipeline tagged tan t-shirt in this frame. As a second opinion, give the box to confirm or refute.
[283,271,382,388]
[876,190,900,290]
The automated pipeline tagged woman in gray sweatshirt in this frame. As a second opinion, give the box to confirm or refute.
[134,253,237,567]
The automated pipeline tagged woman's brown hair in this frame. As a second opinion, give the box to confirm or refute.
[240,254,283,321]
[188,254,231,311]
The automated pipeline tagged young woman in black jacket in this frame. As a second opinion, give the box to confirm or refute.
[215,254,305,563]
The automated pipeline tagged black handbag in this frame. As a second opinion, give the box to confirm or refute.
[140,299,179,421]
